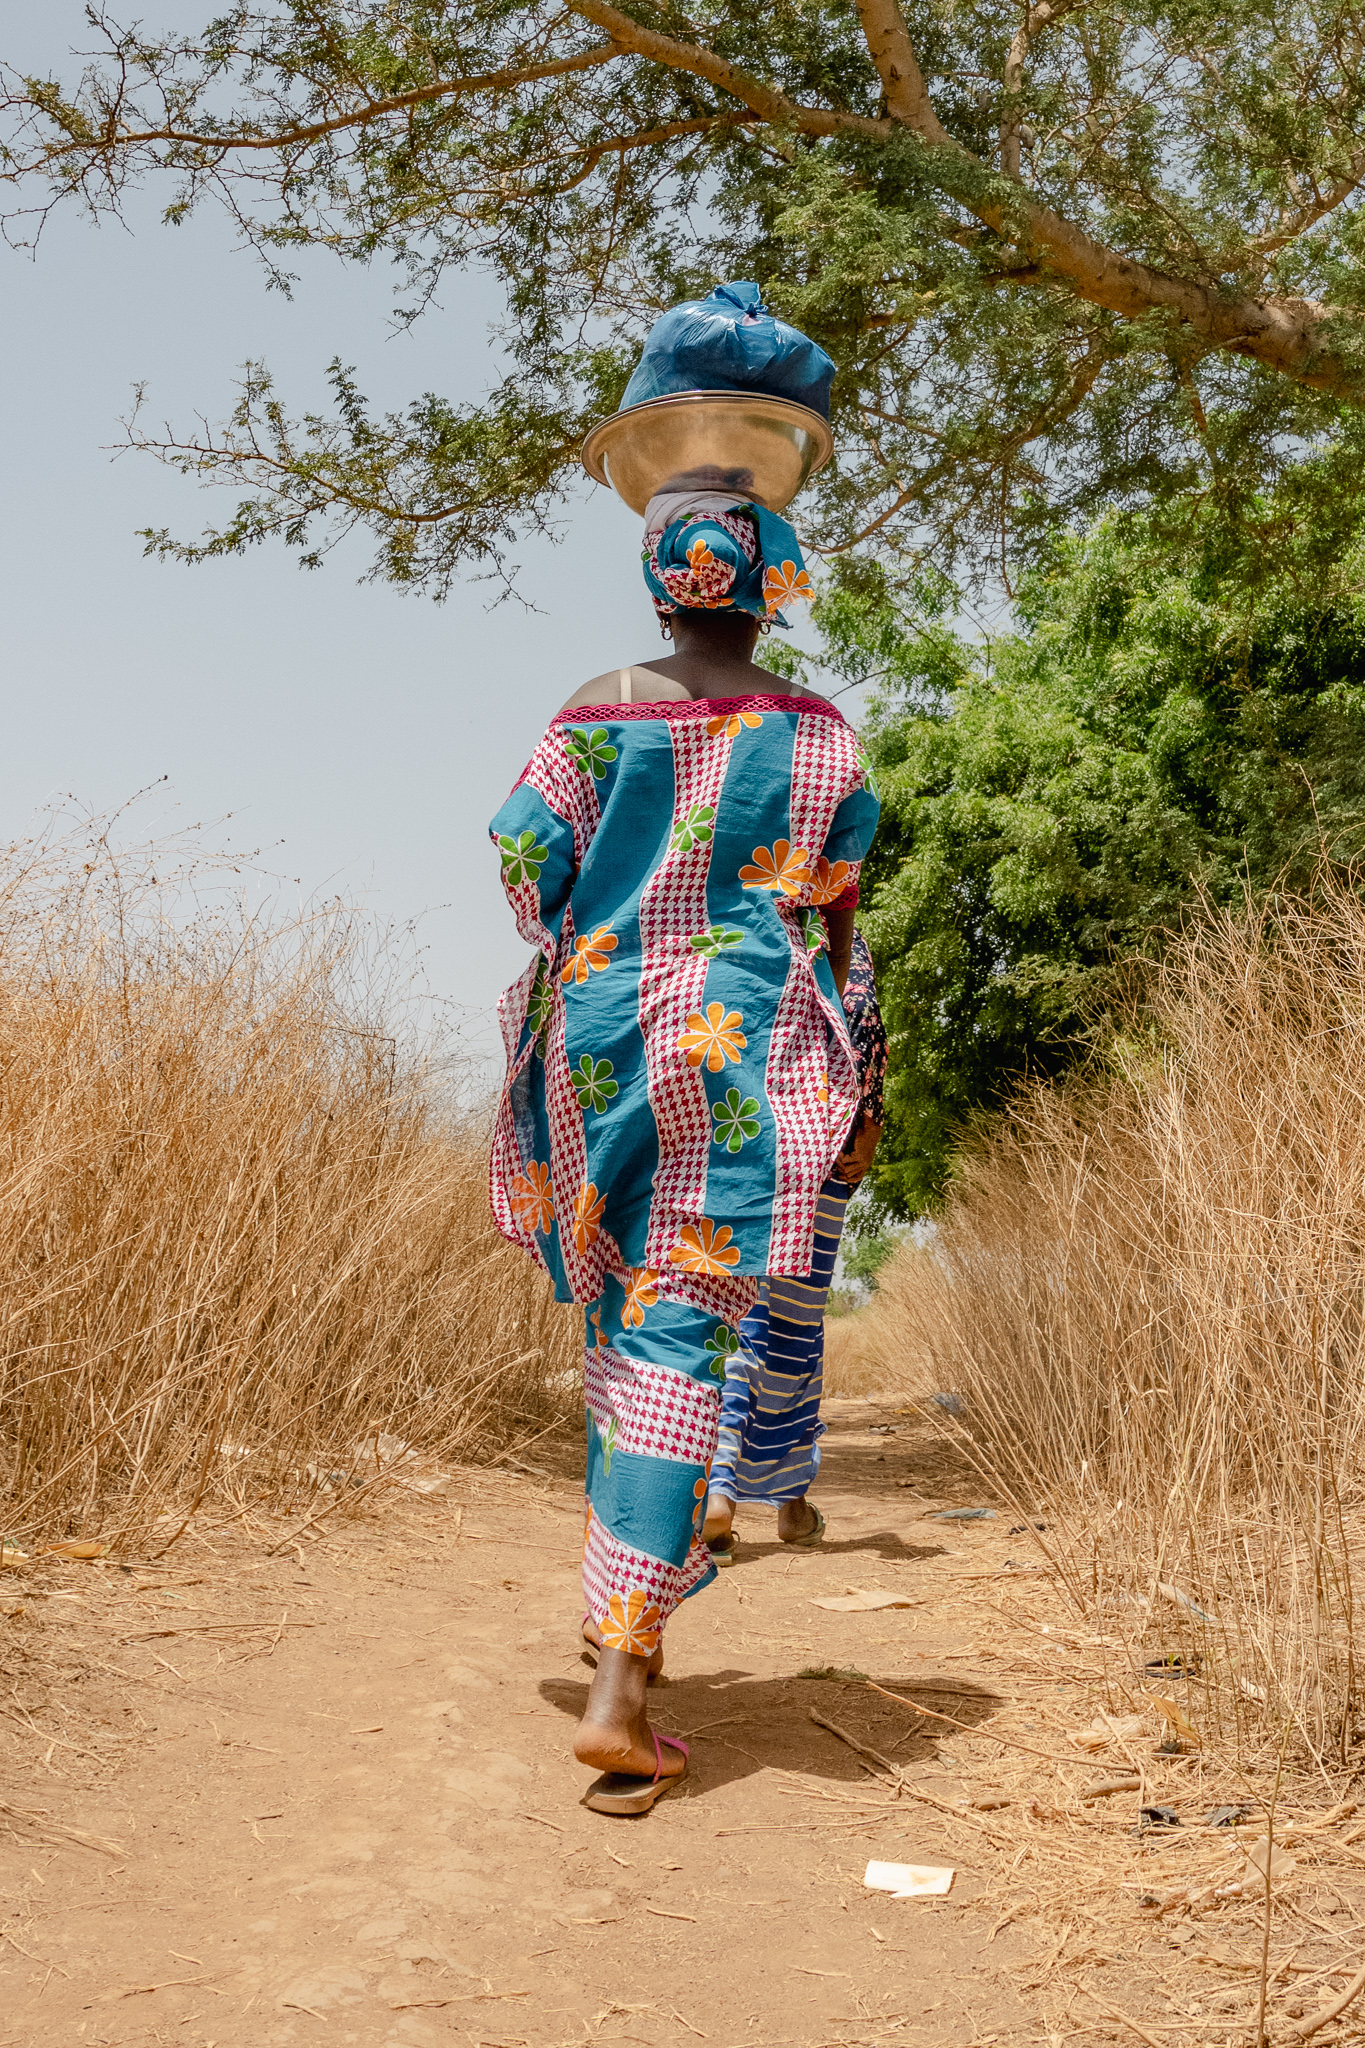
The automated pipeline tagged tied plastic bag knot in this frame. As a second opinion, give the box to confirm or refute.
[622,282,835,418]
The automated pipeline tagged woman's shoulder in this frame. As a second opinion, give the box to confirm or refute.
[558,666,692,712]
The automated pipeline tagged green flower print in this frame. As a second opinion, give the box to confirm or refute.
[498,829,548,886]
[565,726,618,780]
[571,1054,619,1113]
[601,1415,618,1475]
[669,803,716,853]
[855,739,879,799]
[712,1088,762,1153]
[801,909,826,956]
[703,1323,742,1380]
[689,924,745,960]
[526,961,554,1055]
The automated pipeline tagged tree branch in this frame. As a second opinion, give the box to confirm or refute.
[13,43,623,162]
[1253,148,1365,255]
[565,0,889,140]
[507,114,746,193]
[1001,0,1085,180]
[569,0,1360,398]
[851,0,948,137]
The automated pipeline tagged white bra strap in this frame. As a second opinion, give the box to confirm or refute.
[619,666,633,704]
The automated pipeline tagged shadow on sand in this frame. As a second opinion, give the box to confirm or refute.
[537,1664,1002,1801]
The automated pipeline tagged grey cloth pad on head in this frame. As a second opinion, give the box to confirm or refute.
[642,489,749,541]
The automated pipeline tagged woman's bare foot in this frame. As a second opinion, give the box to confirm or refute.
[581,1615,664,1680]
[574,1645,686,1779]
[702,1492,735,1545]
[777,1496,821,1543]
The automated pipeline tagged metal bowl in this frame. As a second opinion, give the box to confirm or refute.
[581,390,834,515]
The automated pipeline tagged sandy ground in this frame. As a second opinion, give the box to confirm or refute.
[4,1400,1365,2048]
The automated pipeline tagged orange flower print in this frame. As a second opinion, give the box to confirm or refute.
[807,856,853,905]
[508,1160,554,1234]
[739,840,812,898]
[561,924,618,985]
[691,1469,710,1533]
[705,710,764,740]
[660,536,736,611]
[621,1267,660,1329]
[600,1588,663,1656]
[677,1002,747,1072]
[589,1304,608,1349]
[763,558,815,614]
[572,1180,606,1254]
[817,1071,829,1105]
[669,1218,742,1276]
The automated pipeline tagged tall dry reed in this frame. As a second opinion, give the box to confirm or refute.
[857,877,1365,1762]
[0,810,578,1551]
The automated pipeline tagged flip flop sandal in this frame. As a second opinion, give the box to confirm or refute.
[583,1732,689,1817]
[706,1533,740,1567]
[780,1505,827,1548]
[580,1617,664,1682]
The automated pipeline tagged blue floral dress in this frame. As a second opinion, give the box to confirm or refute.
[488,690,878,1651]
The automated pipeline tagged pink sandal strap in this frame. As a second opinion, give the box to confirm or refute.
[651,1731,690,1783]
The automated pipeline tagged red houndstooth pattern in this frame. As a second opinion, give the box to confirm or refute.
[488,862,558,1266]
[514,726,600,863]
[763,937,859,1275]
[638,719,735,1268]
[788,710,866,907]
[584,1346,719,1465]
[582,1510,715,1641]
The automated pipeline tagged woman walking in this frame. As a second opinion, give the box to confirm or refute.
[487,292,876,1813]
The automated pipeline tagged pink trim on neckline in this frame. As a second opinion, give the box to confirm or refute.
[550,693,847,727]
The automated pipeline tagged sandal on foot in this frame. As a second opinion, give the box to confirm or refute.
[580,1616,663,1682]
[706,1533,739,1567]
[780,1505,826,1548]
[583,1732,689,1817]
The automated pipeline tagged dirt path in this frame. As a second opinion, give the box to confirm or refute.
[4,1401,1364,2048]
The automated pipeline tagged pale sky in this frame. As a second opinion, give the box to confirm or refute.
[1,6,850,1081]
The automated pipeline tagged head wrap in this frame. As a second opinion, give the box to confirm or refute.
[642,489,814,628]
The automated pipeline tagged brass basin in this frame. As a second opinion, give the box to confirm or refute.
[581,390,834,515]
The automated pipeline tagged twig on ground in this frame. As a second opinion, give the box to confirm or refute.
[1296,1959,1365,2038]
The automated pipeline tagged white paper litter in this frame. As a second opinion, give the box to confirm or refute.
[812,1587,920,1611]
[864,1860,955,1898]
[1067,1710,1147,1751]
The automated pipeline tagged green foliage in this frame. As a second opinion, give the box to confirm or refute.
[7,3,1365,589]
[840,504,1365,1217]
[840,1219,908,1288]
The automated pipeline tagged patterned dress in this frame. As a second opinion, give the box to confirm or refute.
[489,691,879,1652]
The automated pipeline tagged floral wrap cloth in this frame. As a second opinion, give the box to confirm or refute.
[582,1262,757,1651]
[643,499,813,626]
[489,691,878,1649]
[489,692,879,1299]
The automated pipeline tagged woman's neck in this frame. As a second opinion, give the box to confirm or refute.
[634,649,797,702]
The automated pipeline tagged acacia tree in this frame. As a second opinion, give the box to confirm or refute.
[6,0,1365,591]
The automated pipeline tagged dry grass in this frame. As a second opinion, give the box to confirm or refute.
[821,1308,914,1396]
[0,809,578,1554]
[844,877,1365,1767]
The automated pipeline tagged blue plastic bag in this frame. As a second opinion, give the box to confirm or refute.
[621,282,834,419]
